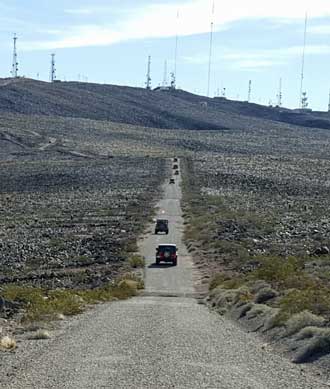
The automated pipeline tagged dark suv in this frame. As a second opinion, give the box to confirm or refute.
[156,244,177,266]
[155,219,169,234]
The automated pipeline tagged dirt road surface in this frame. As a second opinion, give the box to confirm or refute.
[2,167,330,388]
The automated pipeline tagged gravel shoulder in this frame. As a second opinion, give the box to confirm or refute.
[1,166,330,388]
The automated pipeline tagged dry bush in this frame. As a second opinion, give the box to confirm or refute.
[254,287,278,304]
[294,329,330,363]
[246,304,273,319]
[0,336,16,350]
[296,326,325,341]
[128,255,145,268]
[285,311,325,337]
[29,330,51,340]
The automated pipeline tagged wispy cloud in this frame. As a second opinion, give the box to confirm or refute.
[183,44,330,71]
[20,0,330,50]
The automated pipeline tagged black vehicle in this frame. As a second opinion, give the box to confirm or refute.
[156,244,178,266]
[174,170,179,175]
[169,178,175,184]
[173,157,178,162]
[173,164,179,170]
[155,219,169,234]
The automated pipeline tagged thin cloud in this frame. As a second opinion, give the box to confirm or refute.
[21,0,330,50]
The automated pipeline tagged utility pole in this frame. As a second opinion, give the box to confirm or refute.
[328,89,330,112]
[146,55,151,90]
[11,33,18,78]
[50,53,56,82]
[207,1,215,97]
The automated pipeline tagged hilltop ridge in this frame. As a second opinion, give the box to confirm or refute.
[1,78,330,131]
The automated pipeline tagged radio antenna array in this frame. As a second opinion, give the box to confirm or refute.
[207,1,215,97]
[11,33,18,78]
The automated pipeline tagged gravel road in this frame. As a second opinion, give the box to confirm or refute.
[2,164,330,388]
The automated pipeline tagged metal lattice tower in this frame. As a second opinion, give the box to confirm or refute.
[328,90,330,112]
[146,55,151,90]
[300,13,308,109]
[207,1,215,97]
[247,80,252,102]
[50,53,56,82]
[162,60,168,88]
[11,34,18,78]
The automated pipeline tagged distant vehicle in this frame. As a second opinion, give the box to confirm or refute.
[174,170,179,175]
[156,244,177,266]
[173,164,178,170]
[173,157,178,162]
[169,178,175,184]
[155,219,169,235]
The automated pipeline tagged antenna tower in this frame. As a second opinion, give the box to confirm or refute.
[328,90,330,112]
[11,33,18,78]
[247,80,252,102]
[207,1,215,97]
[299,13,308,108]
[50,53,56,82]
[146,55,151,90]
[277,78,282,107]
[173,10,179,89]
[162,60,168,88]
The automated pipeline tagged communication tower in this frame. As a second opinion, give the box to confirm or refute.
[276,78,282,107]
[173,10,179,89]
[247,80,252,103]
[162,60,168,88]
[50,53,56,82]
[11,34,18,78]
[146,55,151,90]
[328,90,330,112]
[207,1,215,97]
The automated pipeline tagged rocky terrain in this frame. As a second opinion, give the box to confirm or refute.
[181,123,330,365]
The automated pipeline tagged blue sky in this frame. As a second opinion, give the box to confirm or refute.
[1,0,330,110]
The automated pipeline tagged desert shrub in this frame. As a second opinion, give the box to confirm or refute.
[128,255,145,268]
[209,273,227,290]
[0,336,16,350]
[285,311,325,336]
[294,329,330,363]
[279,287,330,316]
[254,287,278,304]
[246,304,273,319]
[253,256,300,285]
[263,309,284,331]
[296,326,325,341]
[221,277,245,290]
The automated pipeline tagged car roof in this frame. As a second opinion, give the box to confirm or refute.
[158,244,176,248]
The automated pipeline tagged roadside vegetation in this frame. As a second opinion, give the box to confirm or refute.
[182,154,330,363]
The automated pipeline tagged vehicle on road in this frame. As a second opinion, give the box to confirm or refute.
[156,244,177,266]
[174,170,179,175]
[173,157,178,162]
[173,164,178,170]
[155,219,169,234]
[169,178,175,184]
